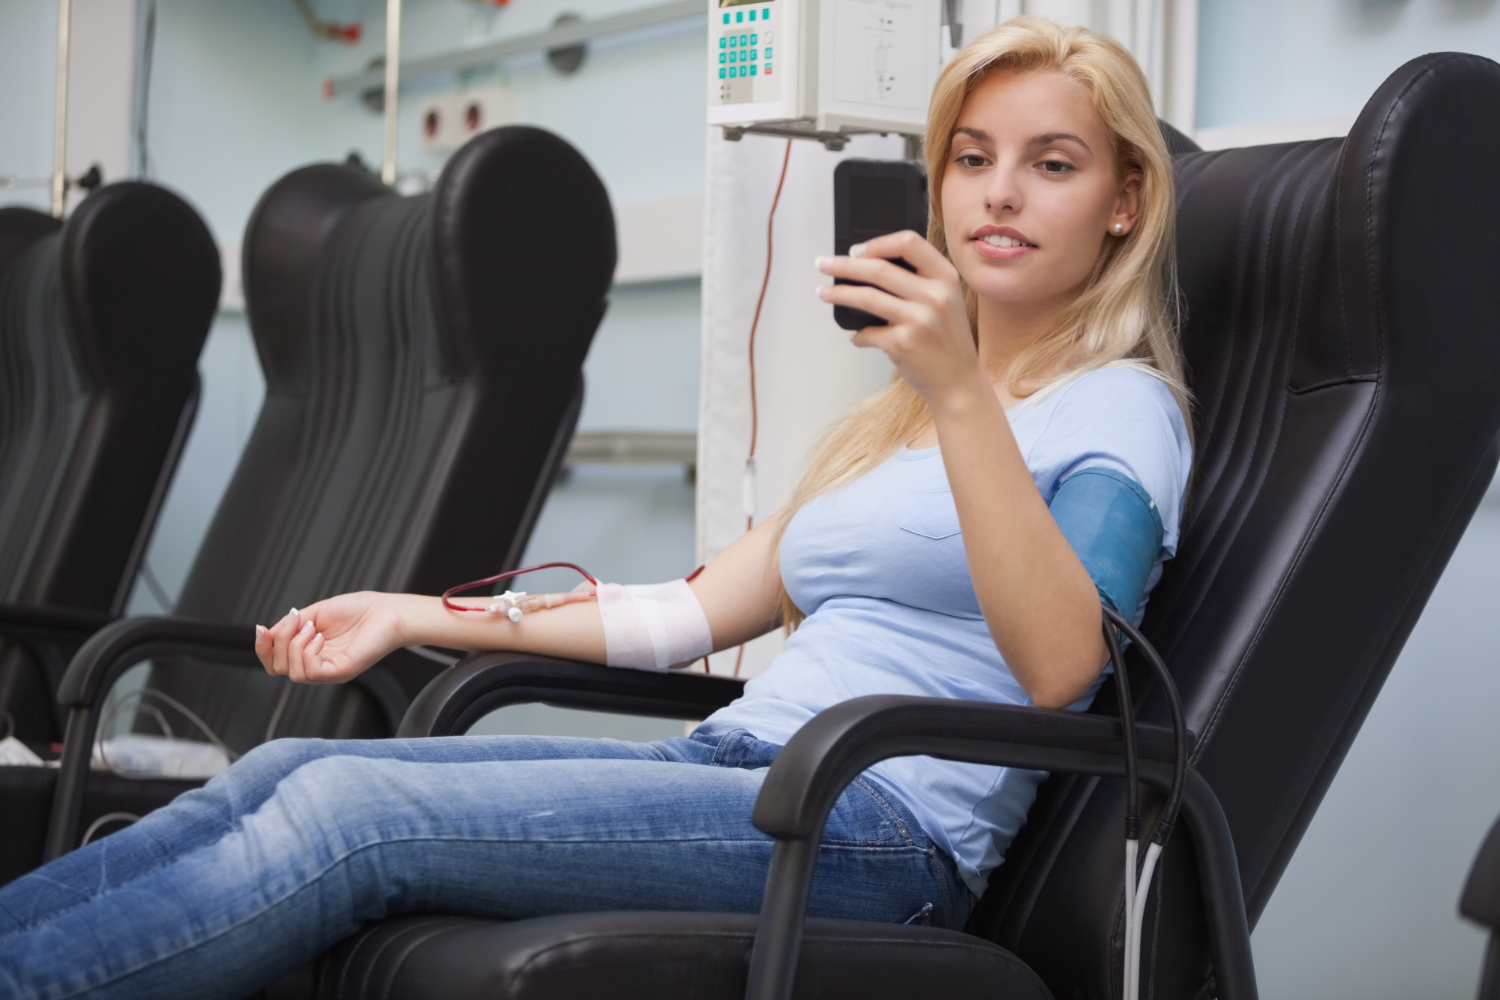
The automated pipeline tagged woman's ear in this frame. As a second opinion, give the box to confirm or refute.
[1110,170,1144,237]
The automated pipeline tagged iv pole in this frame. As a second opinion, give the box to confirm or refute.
[51,0,72,217]
[381,0,402,186]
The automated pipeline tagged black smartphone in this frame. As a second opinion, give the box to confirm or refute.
[832,158,929,331]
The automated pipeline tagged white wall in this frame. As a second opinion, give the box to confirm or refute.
[1197,0,1500,131]
[0,4,60,213]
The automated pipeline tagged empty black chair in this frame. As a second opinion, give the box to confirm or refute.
[1463,814,1500,1000]
[0,188,218,744]
[305,52,1500,1000]
[18,125,616,878]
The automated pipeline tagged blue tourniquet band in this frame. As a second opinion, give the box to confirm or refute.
[1049,467,1165,617]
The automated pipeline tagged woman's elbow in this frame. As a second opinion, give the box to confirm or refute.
[1016,646,1107,709]
[1026,680,1091,711]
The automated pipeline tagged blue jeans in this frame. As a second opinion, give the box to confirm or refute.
[0,728,970,999]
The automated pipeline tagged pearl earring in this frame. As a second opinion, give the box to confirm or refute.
[1112,223,1125,234]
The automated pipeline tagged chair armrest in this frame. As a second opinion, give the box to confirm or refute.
[398,652,747,737]
[0,602,116,645]
[58,615,258,708]
[743,695,1255,1000]
[45,616,408,861]
[751,694,1187,839]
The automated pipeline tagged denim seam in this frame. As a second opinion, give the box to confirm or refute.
[852,777,958,924]
[849,777,917,847]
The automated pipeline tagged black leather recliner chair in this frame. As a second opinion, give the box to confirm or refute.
[286,52,1500,1000]
[5,125,617,881]
[1463,815,1500,1000]
[0,189,219,745]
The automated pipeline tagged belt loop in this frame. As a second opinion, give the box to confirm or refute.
[710,728,752,767]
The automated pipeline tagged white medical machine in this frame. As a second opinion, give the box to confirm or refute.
[706,0,946,149]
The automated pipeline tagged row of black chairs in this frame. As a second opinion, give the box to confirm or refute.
[5,53,1500,1000]
[0,125,617,883]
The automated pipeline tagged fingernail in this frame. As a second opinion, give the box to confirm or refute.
[814,255,833,272]
[290,607,298,617]
[849,243,866,258]
[300,620,314,634]
[311,633,325,652]
[816,284,831,300]
[255,625,267,637]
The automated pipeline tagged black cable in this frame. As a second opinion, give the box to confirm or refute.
[1103,604,1187,846]
[1103,611,1140,840]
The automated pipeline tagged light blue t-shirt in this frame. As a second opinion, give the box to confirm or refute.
[698,366,1193,896]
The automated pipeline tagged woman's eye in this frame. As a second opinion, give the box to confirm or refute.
[955,154,987,168]
[1039,159,1074,174]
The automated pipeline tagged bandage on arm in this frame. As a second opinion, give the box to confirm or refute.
[596,580,715,671]
[1048,467,1165,619]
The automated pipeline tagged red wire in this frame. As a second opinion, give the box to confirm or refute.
[438,147,795,664]
[730,139,794,679]
[745,139,794,530]
[442,561,598,612]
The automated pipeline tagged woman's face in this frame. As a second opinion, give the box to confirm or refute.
[940,69,1141,314]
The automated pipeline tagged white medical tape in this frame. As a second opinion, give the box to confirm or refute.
[596,580,714,671]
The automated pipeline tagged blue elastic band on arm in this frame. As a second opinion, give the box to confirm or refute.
[1048,467,1165,618]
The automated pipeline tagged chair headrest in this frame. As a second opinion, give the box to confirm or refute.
[430,124,617,378]
[0,207,61,280]
[61,182,221,392]
[243,161,391,388]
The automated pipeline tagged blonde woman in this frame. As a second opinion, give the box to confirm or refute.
[0,17,1191,997]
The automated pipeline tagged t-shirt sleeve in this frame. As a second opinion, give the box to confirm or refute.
[1025,366,1192,557]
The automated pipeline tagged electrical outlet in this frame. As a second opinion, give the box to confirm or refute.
[418,94,463,152]
[454,85,520,142]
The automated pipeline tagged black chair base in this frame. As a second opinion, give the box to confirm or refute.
[308,912,1053,1000]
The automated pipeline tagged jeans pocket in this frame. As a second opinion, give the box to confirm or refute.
[821,777,917,847]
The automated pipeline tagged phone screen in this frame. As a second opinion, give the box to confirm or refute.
[832,159,928,331]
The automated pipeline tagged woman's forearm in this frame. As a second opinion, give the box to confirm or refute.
[395,593,609,662]
[929,379,1107,708]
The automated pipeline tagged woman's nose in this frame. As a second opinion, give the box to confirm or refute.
[984,165,1024,216]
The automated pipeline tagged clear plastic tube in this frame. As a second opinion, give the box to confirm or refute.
[1127,840,1165,1000]
[1124,837,1139,1000]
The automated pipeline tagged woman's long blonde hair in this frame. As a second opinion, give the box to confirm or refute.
[775,16,1190,630]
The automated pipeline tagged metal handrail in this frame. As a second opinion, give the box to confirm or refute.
[324,0,702,99]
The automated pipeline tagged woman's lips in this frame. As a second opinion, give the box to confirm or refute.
[971,236,1037,259]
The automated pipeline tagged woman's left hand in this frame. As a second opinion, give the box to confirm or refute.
[817,231,986,408]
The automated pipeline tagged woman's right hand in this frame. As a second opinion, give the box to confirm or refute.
[254,592,411,685]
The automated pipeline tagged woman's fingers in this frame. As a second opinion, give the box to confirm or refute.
[853,230,952,278]
[817,280,917,326]
[254,625,272,672]
[267,609,299,677]
[299,630,329,684]
[284,619,315,683]
[817,255,931,302]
